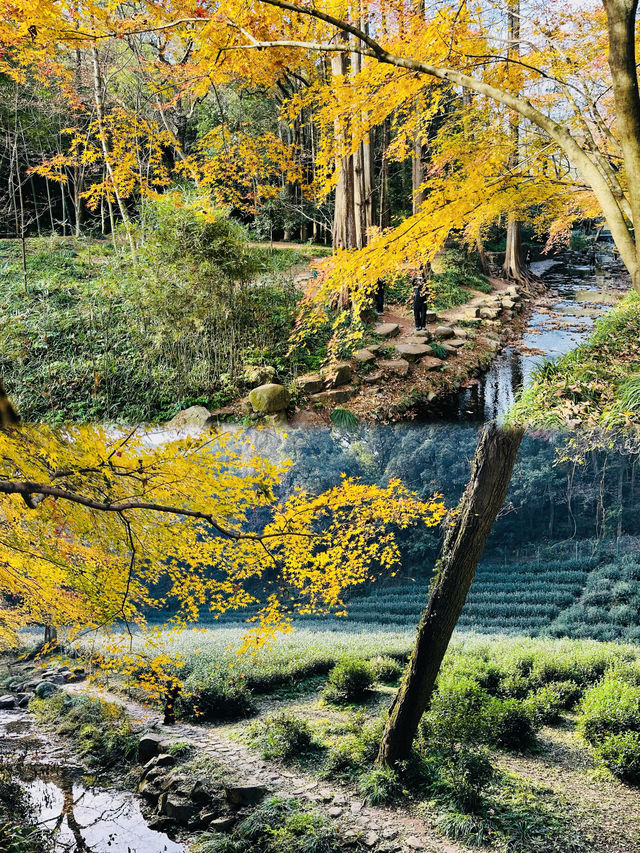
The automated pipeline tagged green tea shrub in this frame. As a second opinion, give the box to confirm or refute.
[182,676,257,721]
[578,678,640,744]
[247,712,318,762]
[524,681,582,725]
[431,748,494,812]
[369,655,404,683]
[485,698,537,750]
[594,731,640,783]
[324,657,374,703]
[426,678,492,746]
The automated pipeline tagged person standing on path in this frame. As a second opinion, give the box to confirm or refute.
[412,266,428,330]
[374,278,386,314]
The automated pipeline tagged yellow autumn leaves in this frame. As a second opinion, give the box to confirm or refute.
[0,424,445,652]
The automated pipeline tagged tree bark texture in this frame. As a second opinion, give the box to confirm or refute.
[0,380,19,428]
[377,423,525,767]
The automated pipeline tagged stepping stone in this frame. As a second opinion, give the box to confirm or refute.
[364,831,379,847]
[501,298,516,309]
[448,338,467,348]
[379,359,410,377]
[434,325,455,339]
[479,306,500,320]
[442,343,458,355]
[425,310,438,324]
[452,327,468,338]
[363,370,384,384]
[366,344,382,354]
[374,322,400,338]
[353,349,376,365]
[421,356,445,371]
[350,800,364,813]
[295,374,324,394]
[404,837,425,850]
[328,807,343,818]
[395,343,431,362]
[321,362,352,387]
[309,388,354,405]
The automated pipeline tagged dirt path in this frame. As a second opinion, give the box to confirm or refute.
[495,723,640,853]
[66,683,459,853]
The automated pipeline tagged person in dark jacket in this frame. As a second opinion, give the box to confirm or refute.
[374,278,385,314]
[412,267,428,330]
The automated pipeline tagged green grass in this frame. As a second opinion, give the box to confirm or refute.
[508,292,640,429]
[0,231,320,423]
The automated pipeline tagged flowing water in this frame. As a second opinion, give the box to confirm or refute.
[455,255,629,422]
[0,707,188,853]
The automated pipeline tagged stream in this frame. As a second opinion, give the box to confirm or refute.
[455,254,629,421]
[0,707,189,853]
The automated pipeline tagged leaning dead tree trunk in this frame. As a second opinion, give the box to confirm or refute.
[377,423,524,767]
[0,380,19,428]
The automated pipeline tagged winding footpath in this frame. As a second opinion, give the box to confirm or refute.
[66,682,459,853]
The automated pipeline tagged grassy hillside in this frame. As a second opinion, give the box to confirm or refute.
[0,229,325,423]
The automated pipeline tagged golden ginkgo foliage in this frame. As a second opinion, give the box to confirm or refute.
[0,423,445,652]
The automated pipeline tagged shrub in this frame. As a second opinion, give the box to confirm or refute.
[524,681,582,725]
[485,698,537,750]
[247,712,318,763]
[182,677,257,721]
[236,796,339,853]
[369,656,404,683]
[431,747,494,812]
[594,731,640,783]
[578,679,640,744]
[322,718,383,779]
[426,677,493,746]
[31,693,137,768]
[357,767,403,805]
[324,657,374,703]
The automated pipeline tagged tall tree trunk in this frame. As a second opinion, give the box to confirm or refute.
[411,0,425,214]
[603,0,640,287]
[332,36,357,264]
[501,0,529,284]
[377,423,524,767]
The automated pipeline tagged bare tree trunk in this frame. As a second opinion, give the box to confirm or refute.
[377,423,524,767]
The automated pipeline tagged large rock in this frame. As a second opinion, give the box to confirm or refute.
[309,388,353,406]
[501,298,516,310]
[138,733,165,765]
[321,362,352,387]
[165,406,212,433]
[479,306,500,320]
[243,365,276,387]
[379,359,410,378]
[394,344,432,363]
[224,782,267,806]
[164,796,197,826]
[434,326,455,339]
[0,695,15,710]
[363,370,384,384]
[352,349,376,365]
[248,383,290,414]
[295,374,324,395]
[208,816,236,832]
[425,310,438,325]
[34,682,59,700]
[421,356,445,371]
[373,322,399,338]
[447,338,467,349]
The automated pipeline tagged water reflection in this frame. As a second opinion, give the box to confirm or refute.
[0,709,187,853]
[456,259,629,421]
